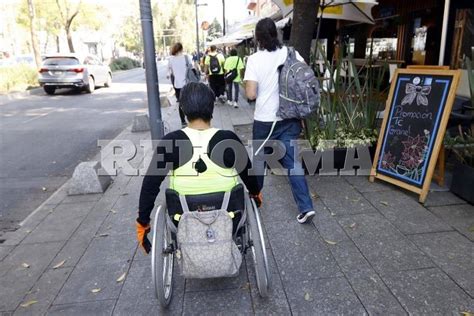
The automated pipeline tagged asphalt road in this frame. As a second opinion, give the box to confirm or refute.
[0,63,169,235]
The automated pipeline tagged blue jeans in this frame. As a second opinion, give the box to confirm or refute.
[252,119,313,214]
[226,82,239,102]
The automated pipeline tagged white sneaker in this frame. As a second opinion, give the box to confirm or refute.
[296,210,316,224]
[233,101,239,108]
[227,100,232,106]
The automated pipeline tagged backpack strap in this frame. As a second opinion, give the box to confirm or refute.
[287,46,296,59]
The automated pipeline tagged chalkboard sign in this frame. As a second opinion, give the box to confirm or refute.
[370,69,460,203]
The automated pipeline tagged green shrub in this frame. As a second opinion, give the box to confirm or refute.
[0,64,38,93]
[109,57,141,72]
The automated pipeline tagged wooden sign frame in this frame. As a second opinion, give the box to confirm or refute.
[370,68,461,203]
[407,65,450,70]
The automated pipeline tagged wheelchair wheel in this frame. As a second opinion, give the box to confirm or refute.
[246,196,270,297]
[151,206,174,307]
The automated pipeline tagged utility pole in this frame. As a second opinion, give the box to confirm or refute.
[222,0,226,36]
[139,0,163,140]
[194,0,200,57]
[27,0,42,68]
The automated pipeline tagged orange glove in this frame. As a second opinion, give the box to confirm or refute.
[136,221,151,254]
[250,192,263,208]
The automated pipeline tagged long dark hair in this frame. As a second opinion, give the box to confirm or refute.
[255,18,281,52]
[171,42,183,56]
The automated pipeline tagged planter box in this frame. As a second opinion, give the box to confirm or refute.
[450,162,474,204]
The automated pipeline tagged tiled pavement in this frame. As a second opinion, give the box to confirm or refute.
[0,92,473,315]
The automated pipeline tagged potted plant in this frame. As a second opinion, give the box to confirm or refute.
[303,46,388,172]
[445,132,474,204]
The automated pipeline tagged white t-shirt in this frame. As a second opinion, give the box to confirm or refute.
[168,54,191,89]
[244,46,304,122]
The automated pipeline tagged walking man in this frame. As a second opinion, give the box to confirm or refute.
[204,45,226,102]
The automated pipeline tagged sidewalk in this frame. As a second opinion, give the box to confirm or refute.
[0,92,473,315]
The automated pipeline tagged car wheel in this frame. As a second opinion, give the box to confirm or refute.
[85,76,95,93]
[44,86,56,95]
[104,73,112,87]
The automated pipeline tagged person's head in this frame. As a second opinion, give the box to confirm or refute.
[255,18,281,52]
[210,45,217,52]
[229,48,237,56]
[180,82,215,122]
[171,42,183,56]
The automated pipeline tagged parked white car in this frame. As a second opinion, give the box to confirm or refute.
[38,54,112,95]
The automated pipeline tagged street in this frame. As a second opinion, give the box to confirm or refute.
[0,63,168,235]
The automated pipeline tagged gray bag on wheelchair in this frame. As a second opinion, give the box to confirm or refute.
[177,208,242,278]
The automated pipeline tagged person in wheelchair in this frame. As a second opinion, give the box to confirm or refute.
[136,82,262,254]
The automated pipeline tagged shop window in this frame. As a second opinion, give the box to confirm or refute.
[365,38,397,59]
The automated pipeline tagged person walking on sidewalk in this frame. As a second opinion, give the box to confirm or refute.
[168,42,192,127]
[244,18,315,224]
[204,45,226,103]
[224,48,245,108]
[136,82,263,254]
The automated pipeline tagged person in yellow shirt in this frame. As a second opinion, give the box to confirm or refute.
[224,49,245,108]
[204,45,226,102]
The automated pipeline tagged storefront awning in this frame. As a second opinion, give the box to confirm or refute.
[273,0,378,24]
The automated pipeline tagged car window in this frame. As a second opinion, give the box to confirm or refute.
[43,58,79,66]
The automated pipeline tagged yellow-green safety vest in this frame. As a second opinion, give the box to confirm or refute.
[169,127,238,195]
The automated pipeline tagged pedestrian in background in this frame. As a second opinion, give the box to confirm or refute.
[244,18,315,224]
[224,48,245,108]
[204,45,226,103]
[168,42,192,127]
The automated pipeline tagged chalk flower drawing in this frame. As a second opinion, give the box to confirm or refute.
[382,131,430,182]
[401,83,431,106]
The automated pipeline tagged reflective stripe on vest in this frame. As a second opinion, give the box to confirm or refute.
[169,127,238,195]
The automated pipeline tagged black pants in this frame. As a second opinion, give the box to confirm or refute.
[226,81,239,102]
[208,74,225,98]
[175,88,186,124]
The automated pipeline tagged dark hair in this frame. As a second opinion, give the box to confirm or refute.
[229,48,237,56]
[180,82,215,122]
[171,42,183,56]
[210,45,217,52]
[255,18,281,51]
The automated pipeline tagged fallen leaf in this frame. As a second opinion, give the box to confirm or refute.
[116,272,127,283]
[468,225,474,232]
[380,201,389,206]
[311,192,319,199]
[460,312,473,316]
[324,239,337,245]
[53,260,66,269]
[349,223,356,229]
[304,293,312,301]
[91,288,101,293]
[21,262,30,268]
[351,198,360,202]
[98,233,109,237]
[20,300,38,308]
[241,282,250,290]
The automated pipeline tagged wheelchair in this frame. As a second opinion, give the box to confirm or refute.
[151,184,270,307]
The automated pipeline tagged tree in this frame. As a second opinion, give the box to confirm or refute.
[26,0,42,68]
[206,18,223,42]
[55,0,82,52]
[289,0,319,63]
[117,14,142,56]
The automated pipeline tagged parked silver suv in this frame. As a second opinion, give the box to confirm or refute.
[38,54,112,95]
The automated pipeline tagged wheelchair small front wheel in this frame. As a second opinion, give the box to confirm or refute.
[151,206,174,307]
[246,196,271,297]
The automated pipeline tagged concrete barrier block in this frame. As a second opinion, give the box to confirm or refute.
[68,161,111,195]
[131,114,150,132]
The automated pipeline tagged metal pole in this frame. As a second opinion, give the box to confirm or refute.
[195,0,200,57]
[438,0,450,65]
[222,0,226,36]
[139,0,163,140]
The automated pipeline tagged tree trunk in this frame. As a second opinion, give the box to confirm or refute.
[27,0,42,68]
[289,0,319,63]
[66,27,75,53]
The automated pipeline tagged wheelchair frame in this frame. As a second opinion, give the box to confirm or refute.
[151,191,270,307]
